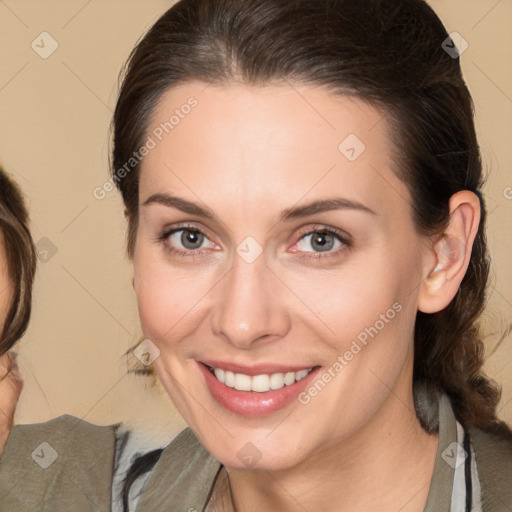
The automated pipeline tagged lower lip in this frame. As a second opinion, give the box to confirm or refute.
[197,362,321,417]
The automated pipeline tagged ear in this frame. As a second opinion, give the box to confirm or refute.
[417,191,481,314]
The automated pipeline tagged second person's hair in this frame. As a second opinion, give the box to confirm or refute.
[0,166,37,353]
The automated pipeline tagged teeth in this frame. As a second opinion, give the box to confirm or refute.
[269,372,285,390]
[225,370,235,388]
[251,374,270,392]
[296,369,310,380]
[234,373,252,391]
[214,368,225,382]
[284,372,295,386]
[210,366,314,393]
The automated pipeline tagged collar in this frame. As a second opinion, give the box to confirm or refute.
[135,427,222,511]
[135,394,459,512]
[423,393,458,511]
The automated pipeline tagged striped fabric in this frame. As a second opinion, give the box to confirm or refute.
[451,420,482,512]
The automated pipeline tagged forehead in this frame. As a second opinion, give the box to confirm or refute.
[138,82,411,222]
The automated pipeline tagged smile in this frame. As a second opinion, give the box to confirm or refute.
[198,362,322,417]
[207,365,314,393]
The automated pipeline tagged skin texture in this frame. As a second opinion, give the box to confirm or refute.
[0,353,22,457]
[133,82,480,512]
[0,232,22,457]
[0,231,11,341]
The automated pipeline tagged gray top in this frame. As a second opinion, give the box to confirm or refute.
[0,394,510,511]
[132,393,473,511]
[0,414,116,511]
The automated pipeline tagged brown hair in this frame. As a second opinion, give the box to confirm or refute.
[0,165,37,353]
[112,0,509,434]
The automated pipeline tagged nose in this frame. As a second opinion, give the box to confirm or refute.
[211,253,290,350]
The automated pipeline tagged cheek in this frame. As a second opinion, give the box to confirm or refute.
[311,244,421,382]
[0,276,12,338]
[133,244,210,346]
[297,249,416,341]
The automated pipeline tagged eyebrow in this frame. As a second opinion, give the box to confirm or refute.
[143,193,216,219]
[280,197,376,221]
[142,193,376,222]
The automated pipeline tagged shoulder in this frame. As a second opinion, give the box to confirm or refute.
[470,425,512,509]
[11,413,118,440]
[0,415,119,512]
[135,427,222,512]
[2,414,120,467]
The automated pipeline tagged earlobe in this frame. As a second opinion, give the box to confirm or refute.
[418,191,481,314]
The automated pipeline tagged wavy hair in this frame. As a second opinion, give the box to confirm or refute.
[0,165,37,353]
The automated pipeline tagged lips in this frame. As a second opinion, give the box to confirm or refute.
[197,361,321,417]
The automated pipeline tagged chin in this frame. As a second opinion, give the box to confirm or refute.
[193,423,314,472]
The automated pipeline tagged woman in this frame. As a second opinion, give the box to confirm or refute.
[1,0,511,511]
[0,166,36,456]
[0,167,120,511]
[112,0,512,510]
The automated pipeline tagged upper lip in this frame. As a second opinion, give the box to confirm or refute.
[199,360,318,376]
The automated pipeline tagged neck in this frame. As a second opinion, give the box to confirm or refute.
[214,366,439,512]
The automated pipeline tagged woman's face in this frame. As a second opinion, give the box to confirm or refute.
[0,232,12,338]
[133,82,434,470]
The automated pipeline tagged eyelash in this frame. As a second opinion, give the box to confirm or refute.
[293,225,351,260]
[156,223,352,261]
[157,223,217,260]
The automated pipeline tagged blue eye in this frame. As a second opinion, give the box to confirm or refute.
[159,227,216,258]
[169,229,208,250]
[158,224,351,261]
[297,231,341,253]
[292,226,351,261]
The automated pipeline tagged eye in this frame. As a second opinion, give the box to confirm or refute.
[157,223,351,261]
[297,231,340,253]
[169,228,208,250]
[292,226,351,260]
[158,225,217,258]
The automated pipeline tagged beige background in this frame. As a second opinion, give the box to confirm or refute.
[0,0,511,443]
